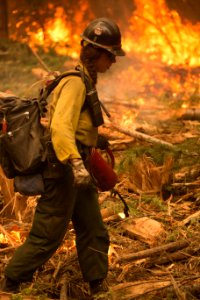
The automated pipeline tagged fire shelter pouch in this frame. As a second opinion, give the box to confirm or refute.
[14,173,45,196]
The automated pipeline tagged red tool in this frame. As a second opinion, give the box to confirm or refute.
[88,147,118,191]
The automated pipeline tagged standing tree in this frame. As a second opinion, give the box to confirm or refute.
[0,0,9,39]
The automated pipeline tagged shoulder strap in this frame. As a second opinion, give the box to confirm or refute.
[38,70,84,116]
[75,65,93,92]
[75,66,104,127]
[38,67,104,127]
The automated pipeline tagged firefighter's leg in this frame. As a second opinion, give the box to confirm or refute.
[72,185,110,282]
[5,171,75,283]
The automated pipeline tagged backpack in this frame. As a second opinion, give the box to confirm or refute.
[0,69,103,184]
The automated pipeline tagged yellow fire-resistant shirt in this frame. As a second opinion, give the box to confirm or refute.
[49,69,98,164]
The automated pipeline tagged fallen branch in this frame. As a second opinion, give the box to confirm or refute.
[145,243,200,267]
[103,99,139,109]
[115,240,189,263]
[29,46,51,72]
[170,274,186,300]
[0,246,16,253]
[112,279,172,300]
[178,210,200,226]
[108,122,175,150]
[172,180,200,187]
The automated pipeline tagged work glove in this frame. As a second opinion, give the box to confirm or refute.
[70,158,91,187]
[96,135,110,150]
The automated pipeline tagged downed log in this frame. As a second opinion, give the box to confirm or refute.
[109,122,175,149]
[145,243,200,267]
[179,108,200,120]
[0,292,52,300]
[111,280,172,300]
[115,240,189,263]
[172,180,200,187]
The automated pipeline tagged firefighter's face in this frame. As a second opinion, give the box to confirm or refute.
[95,51,116,73]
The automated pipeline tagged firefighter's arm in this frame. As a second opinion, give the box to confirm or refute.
[50,76,86,163]
[70,158,91,187]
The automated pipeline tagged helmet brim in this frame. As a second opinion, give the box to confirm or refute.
[81,35,125,56]
[111,48,126,56]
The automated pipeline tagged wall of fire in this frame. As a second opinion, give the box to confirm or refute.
[1,0,200,52]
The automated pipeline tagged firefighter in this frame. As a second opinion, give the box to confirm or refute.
[2,17,125,298]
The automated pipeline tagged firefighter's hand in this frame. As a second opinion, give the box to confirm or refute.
[70,159,91,187]
[96,135,110,150]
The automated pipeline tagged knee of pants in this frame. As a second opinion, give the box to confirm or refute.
[30,212,68,241]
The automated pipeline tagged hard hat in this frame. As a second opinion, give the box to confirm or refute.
[81,17,125,56]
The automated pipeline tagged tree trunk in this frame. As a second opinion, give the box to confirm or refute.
[0,0,9,39]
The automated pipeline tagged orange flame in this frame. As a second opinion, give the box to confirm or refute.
[9,0,200,115]
[124,0,200,67]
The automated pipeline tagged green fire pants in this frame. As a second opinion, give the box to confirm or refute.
[5,165,109,283]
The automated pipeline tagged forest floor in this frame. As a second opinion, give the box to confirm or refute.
[0,41,200,300]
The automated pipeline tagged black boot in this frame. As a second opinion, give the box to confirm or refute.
[1,277,20,293]
[89,279,109,298]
